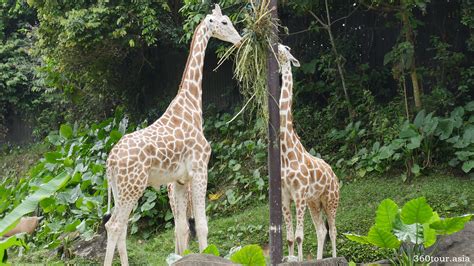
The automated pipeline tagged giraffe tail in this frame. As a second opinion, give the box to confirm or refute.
[189,218,196,239]
[102,169,113,226]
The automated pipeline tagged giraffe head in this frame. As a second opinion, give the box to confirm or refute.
[277,44,300,71]
[204,4,242,46]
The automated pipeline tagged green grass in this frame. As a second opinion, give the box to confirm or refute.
[11,172,474,265]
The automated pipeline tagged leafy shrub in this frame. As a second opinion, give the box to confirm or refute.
[204,112,267,215]
[337,102,474,180]
[0,111,174,253]
[345,197,473,265]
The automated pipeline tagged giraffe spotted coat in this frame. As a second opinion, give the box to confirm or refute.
[103,5,242,266]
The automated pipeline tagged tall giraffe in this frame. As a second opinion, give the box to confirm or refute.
[277,44,340,261]
[103,5,242,265]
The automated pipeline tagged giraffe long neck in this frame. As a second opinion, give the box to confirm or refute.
[279,64,294,132]
[163,22,210,126]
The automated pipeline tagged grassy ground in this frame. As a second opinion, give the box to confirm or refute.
[12,171,473,265]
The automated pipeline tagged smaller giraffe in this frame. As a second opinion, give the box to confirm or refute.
[277,44,340,261]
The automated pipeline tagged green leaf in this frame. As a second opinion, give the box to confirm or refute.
[407,136,421,150]
[230,244,265,266]
[401,197,433,225]
[64,219,81,232]
[375,199,399,231]
[183,249,194,256]
[0,234,28,263]
[344,233,370,244]
[366,226,401,249]
[202,244,220,256]
[393,215,423,244]
[400,126,418,139]
[413,110,426,128]
[378,146,394,160]
[59,124,73,139]
[411,163,421,176]
[0,172,70,236]
[109,130,123,143]
[430,214,473,235]
[44,152,62,163]
[462,161,474,173]
[463,125,474,143]
[423,212,440,248]
[465,101,474,112]
[436,118,454,140]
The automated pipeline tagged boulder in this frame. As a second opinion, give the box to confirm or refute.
[173,254,238,266]
[71,233,107,261]
[430,221,474,265]
[278,257,348,266]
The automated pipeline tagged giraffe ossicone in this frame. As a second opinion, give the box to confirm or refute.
[277,43,340,262]
[103,5,242,266]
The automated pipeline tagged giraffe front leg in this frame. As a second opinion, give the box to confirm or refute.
[166,183,180,254]
[282,191,294,257]
[295,199,307,262]
[173,182,190,255]
[191,171,208,251]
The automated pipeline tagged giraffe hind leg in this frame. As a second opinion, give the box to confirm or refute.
[308,199,327,260]
[104,169,146,266]
[322,195,338,258]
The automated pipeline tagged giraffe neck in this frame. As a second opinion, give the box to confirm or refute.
[164,21,210,123]
[279,64,294,132]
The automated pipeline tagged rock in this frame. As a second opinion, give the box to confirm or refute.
[173,254,238,266]
[363,259,390,265]
[72,233,107,261]
[278,257,348,266]
[430,221,474,265]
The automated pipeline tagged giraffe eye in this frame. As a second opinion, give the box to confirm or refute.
[210,19,214,23]
[222,21,228,25]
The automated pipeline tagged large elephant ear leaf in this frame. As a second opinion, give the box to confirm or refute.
[375,199,399,231]
[0,172,70,236]
[423,212,440,248]
[367,226,401,249]
[230,244,265,266]
[393,214,424,245]
[401,197,433,225]
[0,234,28,263]
[430,214,473,235]
[344,233,370,245]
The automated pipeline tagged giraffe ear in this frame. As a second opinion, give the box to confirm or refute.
[212,4,222,16]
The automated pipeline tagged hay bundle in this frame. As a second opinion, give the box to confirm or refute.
[220,0,279,128]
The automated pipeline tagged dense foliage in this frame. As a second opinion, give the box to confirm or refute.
[0,0,473,264]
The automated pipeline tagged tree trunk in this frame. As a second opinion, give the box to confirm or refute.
[267,0,283,264]
[401,10,422,110]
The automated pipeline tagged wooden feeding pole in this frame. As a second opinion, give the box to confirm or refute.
[266,0,282,264]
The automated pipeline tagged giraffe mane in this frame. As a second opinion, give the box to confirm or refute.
[178,21,205,91]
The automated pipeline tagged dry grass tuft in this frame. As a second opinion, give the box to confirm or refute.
[219,0,279,129]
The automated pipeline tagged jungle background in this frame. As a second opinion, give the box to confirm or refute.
[1,0,473,264]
